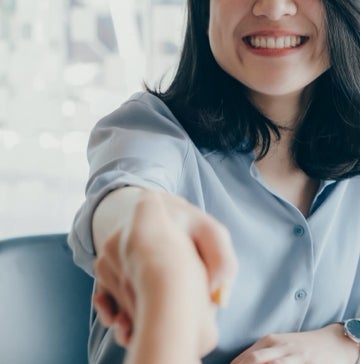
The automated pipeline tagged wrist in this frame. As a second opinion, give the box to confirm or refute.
[126,307,199,364]
[327,323,360,363]
[126,268,202,364]
[92,186,145,254]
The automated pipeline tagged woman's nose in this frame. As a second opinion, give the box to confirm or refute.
[252,0,297,21]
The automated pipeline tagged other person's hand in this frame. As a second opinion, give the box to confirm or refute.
[93,189,238,358]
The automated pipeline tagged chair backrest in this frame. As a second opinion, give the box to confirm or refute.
[0,234,94,364]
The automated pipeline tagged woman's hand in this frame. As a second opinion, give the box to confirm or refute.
[231,324,359,364]
[92,189,238,359]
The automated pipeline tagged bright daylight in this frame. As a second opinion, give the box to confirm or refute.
[1,0,185,238]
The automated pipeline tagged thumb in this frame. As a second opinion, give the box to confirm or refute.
[190,216,238,307]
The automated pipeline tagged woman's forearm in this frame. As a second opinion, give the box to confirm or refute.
[92,186,144,253]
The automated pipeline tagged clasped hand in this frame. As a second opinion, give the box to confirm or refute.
[92,190,238,361]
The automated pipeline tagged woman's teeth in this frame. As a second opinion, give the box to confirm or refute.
[248,35,305,49]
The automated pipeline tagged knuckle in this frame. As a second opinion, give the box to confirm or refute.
[212,222,233,250]
[93,257,107,275]
[102,239,116,255]
[101,231,121,257]
[113,330,126,347]
[247,351,262,362]
[113,336,124,347]
[136,189,163,209]
[262,333,279,345]
[124,232,152,260]
[199,216,228,243]
[92,258,102,275]
[96,311,112,328]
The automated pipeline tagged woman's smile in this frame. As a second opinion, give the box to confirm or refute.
[209,0,329,97]
[243,31,309,57]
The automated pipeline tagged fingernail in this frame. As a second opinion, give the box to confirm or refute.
[211,286,230,308]
[210,277,233,308]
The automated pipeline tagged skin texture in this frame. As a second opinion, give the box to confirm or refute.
[91,1,358,363]
[230,324,359,364]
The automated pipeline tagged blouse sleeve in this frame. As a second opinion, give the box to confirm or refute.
[67,93,190,276]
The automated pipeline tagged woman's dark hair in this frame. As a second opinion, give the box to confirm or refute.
[148,0,360,180]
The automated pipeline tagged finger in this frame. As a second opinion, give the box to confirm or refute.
[94,250,136,315]
[93,289,119,326]
[190,216,238,306]
[96,269,135,325]
[166,193,239,306]
[94,256,137,346]
[94,260,123,306]
[232,344,290,364]
[93,291,133,347]
[97,233,137,322]
[113,313,132,347]
[94,280,135,343]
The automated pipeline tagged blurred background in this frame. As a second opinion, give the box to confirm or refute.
[0,0,186,238]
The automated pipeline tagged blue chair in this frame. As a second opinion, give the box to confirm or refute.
[0,234,94,364]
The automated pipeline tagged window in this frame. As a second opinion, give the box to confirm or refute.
[1,0,185,238]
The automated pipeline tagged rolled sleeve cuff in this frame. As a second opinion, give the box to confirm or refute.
[67,173,168,277]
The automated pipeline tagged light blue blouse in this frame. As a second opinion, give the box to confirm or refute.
[68,92,360,363]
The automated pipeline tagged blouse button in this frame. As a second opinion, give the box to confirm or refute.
[293,224,305,237]
[295,289,307,301]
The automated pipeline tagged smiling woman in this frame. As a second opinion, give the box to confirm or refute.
[153,0,360,179]
[68,0,360,363]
